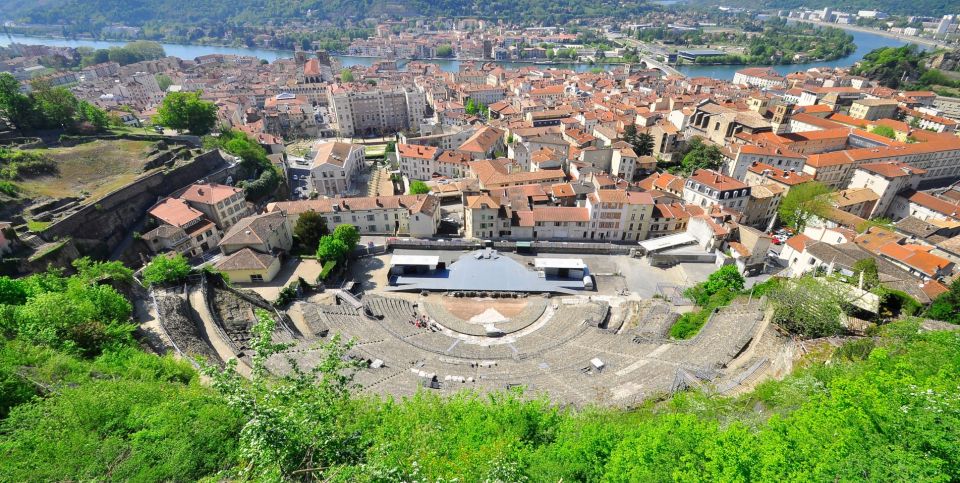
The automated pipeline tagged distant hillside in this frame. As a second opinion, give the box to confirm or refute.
[688,0,959,17]
[0,0,653,28]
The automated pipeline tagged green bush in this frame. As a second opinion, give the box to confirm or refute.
[0,180,18,196]
[273,282,299,307]
[142,253,191,287]
[319,260,337,281]
[669,309,709,339]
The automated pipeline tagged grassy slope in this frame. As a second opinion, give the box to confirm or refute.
[15,139,154,202]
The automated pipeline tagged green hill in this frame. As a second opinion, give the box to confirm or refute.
[0,0,653,29]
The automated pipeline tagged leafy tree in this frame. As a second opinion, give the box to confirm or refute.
[155,91,217,135]
[623,123,637,146]
[0,73,38,130]
[409,180,431,195]
[292,210,327,250]
[925,278,960,324]
[72,257,134,285]
[316,224,360,263]
[155,74,174,91]
[634,132,654,156]
[852,258,880,290]
[778,181,832,232]
[316,235,349,263]
[202,310,364,479]
[689,265,745,306]
[769,276,845,338]
[435,45,454,58]
[0,343,241,479]
[678,137,723,175]
[77,100,109,130]
[142,253,192,287]
[0,263,135,356]
[340,68,355,82]
[0,277,28,305]
[672,266,745,339]
[333,224,360,250]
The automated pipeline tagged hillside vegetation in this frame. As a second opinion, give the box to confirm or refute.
[0,0,652,31]
[0,264,958,480]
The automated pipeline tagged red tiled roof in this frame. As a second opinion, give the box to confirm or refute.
[397,143,439,159]
[179,183,242,206]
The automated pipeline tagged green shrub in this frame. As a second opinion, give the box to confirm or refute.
[319,260,337,281]
[0,180,18,196]
[142,253,191,287]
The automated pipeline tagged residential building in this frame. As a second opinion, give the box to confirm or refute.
[178,182,250,230]
[218,211,293,256]
[742,184,784,230]
[733,68,786,89]
[848,98,899,121]
[397,143,440,181]
[327,83,426,137]
[308,142,365,196]
[213,248,282,283]
[266,194,439,238]
[144,198,222,257]
[683,169,751,212]
[847,161,926,217]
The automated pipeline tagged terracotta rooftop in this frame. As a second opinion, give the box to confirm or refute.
[149,198,205,228]
[179,182,242,206]
[688,169,748,191]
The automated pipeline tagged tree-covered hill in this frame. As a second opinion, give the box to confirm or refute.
[0,0,653,29]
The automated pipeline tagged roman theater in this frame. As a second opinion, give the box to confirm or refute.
[151,247,789,406]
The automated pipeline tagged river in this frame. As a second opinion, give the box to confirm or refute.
[0,29,925,81]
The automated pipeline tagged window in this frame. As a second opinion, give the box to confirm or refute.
[250,274,264,282]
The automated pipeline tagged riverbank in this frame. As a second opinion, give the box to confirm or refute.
[795,19,952,50]
[0,30,927,80]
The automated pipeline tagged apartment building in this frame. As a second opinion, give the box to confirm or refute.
[847,161,926,217]
[327,83,426,137]
[144,198,222,257]
[266,194,439,238]
[586,189,655,242]
[804,134,960,188]
[683,169,751,212]
[723,143,806,180]
[848,98,899,120]
[397,143,441,181]
[178,182,249,230]
[742,184,784,230]
[733,68,787,89]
